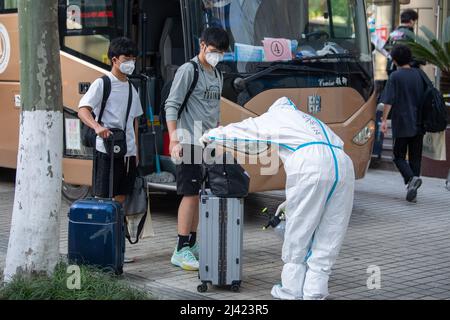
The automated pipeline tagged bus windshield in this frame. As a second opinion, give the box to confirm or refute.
[60,0,124,66]
[190,0,371,70]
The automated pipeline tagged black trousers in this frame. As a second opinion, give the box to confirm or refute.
[93,151,137,198]
[393,135,424,185]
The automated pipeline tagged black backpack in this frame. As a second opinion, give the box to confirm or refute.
[418,69,448,133]
[159,61,199,132]
[81,75,112,147]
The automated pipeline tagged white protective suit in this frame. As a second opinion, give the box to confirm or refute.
[202,97,355,300]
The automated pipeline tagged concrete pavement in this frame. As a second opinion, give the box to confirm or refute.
[1,168,450,300]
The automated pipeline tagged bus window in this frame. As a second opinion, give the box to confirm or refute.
[307,0,331,37]
[330,0,356,39]
[0,0,17,11]
[308,0,355,39]
[61,0,123,66]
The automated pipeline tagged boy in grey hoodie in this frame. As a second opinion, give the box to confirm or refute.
[165,27,229,271]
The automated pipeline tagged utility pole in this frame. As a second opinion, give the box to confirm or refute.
[4,0,63,281]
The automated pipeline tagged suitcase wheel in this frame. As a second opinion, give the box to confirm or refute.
[197,283,208,293]
[231,284,240,292]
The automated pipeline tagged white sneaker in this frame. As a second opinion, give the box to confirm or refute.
[171,246,199,271]
[189,243,199,260]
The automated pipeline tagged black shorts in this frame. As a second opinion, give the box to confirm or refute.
[176,145,204,196]
[93,151,137,198]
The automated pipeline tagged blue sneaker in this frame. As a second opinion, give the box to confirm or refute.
[189,243,199,259]
[171,247,199,271]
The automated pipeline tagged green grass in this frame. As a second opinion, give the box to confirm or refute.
[0,263,152,300]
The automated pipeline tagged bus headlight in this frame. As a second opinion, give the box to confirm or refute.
[353,121,376,146]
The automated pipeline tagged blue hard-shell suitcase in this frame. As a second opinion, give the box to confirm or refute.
[68,135,125,275]
[68,198,125,275]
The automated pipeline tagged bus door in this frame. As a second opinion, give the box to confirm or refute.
[134,0,186,177]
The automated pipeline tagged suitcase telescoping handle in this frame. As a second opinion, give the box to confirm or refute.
[92,133,115,200]
[108,133,114,199]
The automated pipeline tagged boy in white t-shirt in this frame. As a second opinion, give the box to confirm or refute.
[78,37,143,203]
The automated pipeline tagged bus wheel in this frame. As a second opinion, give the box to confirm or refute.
[62,181,91,202]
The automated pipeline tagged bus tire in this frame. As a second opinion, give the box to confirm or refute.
[62,181,91,202]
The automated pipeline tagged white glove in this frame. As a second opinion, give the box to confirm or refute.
[199,135,212,148]
[275,200,287,217]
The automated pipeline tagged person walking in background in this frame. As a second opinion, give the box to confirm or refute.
[380,44,426,202]
[384,9,424,75]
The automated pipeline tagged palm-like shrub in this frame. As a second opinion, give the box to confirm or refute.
[404,17,450,74]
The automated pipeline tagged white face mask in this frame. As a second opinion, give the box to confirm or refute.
[205,52,224,68]
[119,60,135,75]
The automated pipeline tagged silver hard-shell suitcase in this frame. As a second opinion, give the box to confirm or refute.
[197,189,244,293]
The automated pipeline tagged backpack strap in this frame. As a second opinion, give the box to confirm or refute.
[416,69,433,130]
[212,67,224,103]
[417,69,433,107]
[214,67,223,87]
[124,81,133,130]
[177,61,199,119]
[417,68,433,87]
[214,67,223,79]
[97,75,112,125]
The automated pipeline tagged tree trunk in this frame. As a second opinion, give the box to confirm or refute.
[4,0,63,281]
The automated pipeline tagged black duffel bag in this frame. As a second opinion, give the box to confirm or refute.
[203,152,250,198]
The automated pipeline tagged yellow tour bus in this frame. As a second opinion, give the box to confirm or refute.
[0,0,376,200]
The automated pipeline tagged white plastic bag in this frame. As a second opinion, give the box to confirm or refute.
[423,131,446,161]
